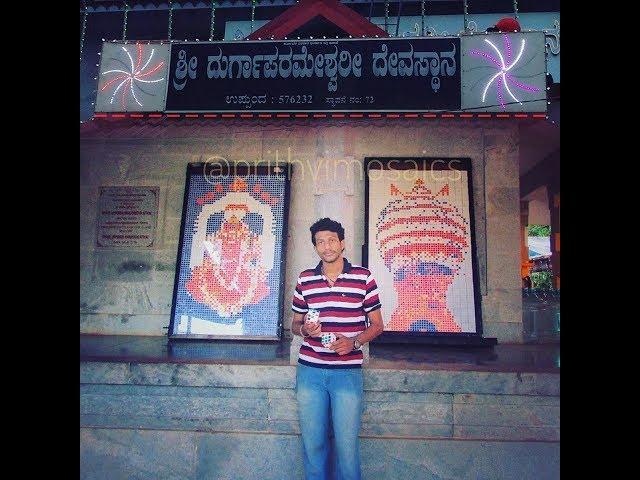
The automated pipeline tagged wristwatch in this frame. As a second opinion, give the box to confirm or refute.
[353,337,362,349]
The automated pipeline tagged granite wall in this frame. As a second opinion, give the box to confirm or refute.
[80,361,559,479]
[81,120,522,342]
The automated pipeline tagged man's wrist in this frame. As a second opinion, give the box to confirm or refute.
[300,323,309,337]
[353,337,362,349]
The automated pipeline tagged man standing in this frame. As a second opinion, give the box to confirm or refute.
[291,218,384,480]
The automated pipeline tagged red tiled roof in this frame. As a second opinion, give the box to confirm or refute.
[247,0,388,40]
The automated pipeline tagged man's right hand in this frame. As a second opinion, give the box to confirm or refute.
[302,320,322,337]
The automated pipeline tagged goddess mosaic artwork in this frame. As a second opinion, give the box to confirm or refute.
[170,165,290,339]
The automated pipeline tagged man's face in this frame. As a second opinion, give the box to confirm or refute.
[314,230,345,263]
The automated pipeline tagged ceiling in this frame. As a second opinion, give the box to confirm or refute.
[519,120,559,178]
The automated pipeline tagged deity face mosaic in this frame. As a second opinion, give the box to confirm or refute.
[368,159,479,334]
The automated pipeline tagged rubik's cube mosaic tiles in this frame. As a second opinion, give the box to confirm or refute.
[172,173,286,337]
[369,170,477,333]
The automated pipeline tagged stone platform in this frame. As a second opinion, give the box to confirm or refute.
[80,335,559,479]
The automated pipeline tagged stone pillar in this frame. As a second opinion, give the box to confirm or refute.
[313,156,356,257]
[548,189,560,289]
[482,127,523,342]
[520,201,530,281]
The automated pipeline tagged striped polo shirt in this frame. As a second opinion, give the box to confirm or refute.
[292,258,382,369]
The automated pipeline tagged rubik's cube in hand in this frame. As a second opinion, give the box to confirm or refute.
[321,332,336,347]
[306,309,320,324]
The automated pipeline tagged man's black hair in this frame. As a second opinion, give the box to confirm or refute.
[310,218,345,245]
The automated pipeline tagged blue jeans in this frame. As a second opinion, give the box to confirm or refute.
[296,363,364,480]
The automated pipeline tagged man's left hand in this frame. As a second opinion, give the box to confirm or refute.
[329,333,355,356]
